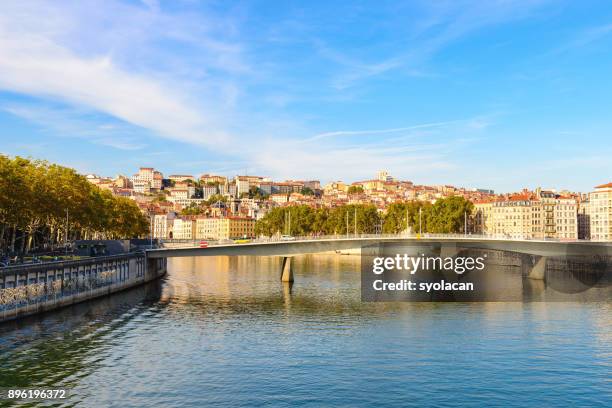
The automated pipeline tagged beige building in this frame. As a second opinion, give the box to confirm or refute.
[172,217,196,240]
[270,194,289,204]
[578,196,590,240]
[590,182,612,241]
[153,212,176,239]
[472,189,578,240]
[114,175,131,189]
[168,174,194,183]
[552,196,578,240]
[151,171,163,189]
[200,174,228,185]
[492,196,533,239]
[132,167,162,194]
[323,181,348,194]
[169,189,190,200]
[377,170,392,182]
[195,217,255,240]
[473,201,494,235]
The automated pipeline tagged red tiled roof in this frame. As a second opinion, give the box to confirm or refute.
[595,182,612,189]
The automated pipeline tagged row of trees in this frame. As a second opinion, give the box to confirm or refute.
[382,196,474,234]
[254,196,474,237]
[255,204,381,236]
[0,156,149,257]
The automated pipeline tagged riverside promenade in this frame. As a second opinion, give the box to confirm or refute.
[0,252,166,323]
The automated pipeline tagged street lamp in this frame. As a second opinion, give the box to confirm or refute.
[150,212,154,249]
[419,207,422,236]
[65,208,69,256]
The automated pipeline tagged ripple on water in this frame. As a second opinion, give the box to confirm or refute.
[0,255,610,407]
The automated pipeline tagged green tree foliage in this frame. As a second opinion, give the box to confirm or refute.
[426,196,474,233]
[180,203,205,216]
[254,197,473,238]
[0,155,149,256]
[243,185,268,199]
[300,187,314,196]
[383,201,430,233]
[347,185,364,195]
[383,197,473,234]
[255,204,381,236]
[204,194,227,206]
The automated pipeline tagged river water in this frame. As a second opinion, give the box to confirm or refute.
[0,254,610,407]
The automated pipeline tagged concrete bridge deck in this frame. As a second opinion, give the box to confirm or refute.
[146,235,612,259]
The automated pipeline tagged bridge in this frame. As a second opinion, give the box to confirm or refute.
[146,234,612,282]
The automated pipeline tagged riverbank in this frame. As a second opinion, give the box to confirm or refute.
[0,253,166,323]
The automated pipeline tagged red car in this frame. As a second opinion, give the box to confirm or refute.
[199,241,209,248]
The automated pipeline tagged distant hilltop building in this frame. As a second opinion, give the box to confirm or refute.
[168,174,195,183]
[200,174,227,185]
[131,167,162,193]
[81,165,611,242]
[377,170,393,182]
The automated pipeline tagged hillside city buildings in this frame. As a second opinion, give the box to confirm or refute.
[85,167,612,241]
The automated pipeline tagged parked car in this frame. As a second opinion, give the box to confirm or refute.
[233,239,251,244]
[199,241,209,248]
[280,235,296,241]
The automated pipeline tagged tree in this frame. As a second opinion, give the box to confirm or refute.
[255,205,316,236]
[181,203,204,216]
[205,194,227,206]
[301,187,314,196]
[383,201,430,233]
[382,197,473,234]
[427,196,474,233]
[347,185,364,195]
[0,155,149,257]
[245,185,268,199]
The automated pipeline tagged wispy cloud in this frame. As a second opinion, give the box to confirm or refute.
[303,119,473,143]
[4,103,146,150]
[553,23,612,54]
[1,0,602,192]
[318,0,553,89]
[0,0,243,149]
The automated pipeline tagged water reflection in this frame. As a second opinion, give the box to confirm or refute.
[0,254,609,407]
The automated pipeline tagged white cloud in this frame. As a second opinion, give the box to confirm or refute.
[303,119,470,143]
[0,0,239,149]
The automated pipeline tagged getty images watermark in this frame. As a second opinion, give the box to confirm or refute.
[360,242,611,302]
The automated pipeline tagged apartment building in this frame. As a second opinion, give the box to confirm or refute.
[131,167,163,193]
[473,200,494,235]
[578,196,590,240]
[202,185,218,200]
[151,171,163,189]
[195,217,255,240]
[590,182,612,241]
[492,196,532,239]
[168,174,194,183]
[200,174,228,184]
[552,196,578,240]
[172,217,196,240]
[153,212,176,239]
[473,189,578,239]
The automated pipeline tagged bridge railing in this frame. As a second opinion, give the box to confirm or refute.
[159,233,588,248]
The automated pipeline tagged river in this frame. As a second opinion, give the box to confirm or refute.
[0,254,610,407]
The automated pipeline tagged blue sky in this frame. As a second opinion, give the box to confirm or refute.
[0,0,611,192]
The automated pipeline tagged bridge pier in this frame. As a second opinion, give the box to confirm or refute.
[519,254,548,280]
[528,256,547,280]
[281,256,294,282]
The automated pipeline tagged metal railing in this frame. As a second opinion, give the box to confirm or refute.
[158,233,596,249]
[0,252,143,275]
